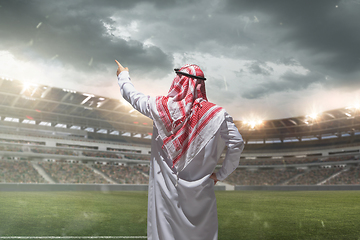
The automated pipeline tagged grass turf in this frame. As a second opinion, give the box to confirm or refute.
[0,191,359,239]
[217,191,360,240]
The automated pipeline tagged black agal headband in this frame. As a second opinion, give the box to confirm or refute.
[174,68,207,81]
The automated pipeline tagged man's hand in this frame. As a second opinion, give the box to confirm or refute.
[210,172,219,185]
[115,60,129,76]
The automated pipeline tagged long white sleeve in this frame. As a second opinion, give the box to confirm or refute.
[216,115,244,181]
[117,71,153,119]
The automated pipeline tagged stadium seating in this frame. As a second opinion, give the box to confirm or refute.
[324,166,360,185]
[285,168,343,185]
[224,168,305,186]
[93,164,149,184]
[1,78,360,187]
[38,161,109,184]
[0,160,46,183]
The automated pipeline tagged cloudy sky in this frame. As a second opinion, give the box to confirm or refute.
[0,0,359,121]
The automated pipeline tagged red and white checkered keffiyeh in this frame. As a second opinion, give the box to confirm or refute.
[151,64,225,172]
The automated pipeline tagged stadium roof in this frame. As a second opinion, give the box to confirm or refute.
[1,76,360,144]
[235,107,360,142]
[0,77,153,139]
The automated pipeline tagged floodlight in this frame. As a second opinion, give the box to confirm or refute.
[242,118,263,129]
[309,113,318,120]
[20,82,32,94]
[249,121,256,129]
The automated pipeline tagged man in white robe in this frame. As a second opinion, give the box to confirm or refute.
[115,60,244,240]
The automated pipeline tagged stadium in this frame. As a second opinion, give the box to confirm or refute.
[1,0,360,238]
[1,77,359,189]
[1,76,360,239]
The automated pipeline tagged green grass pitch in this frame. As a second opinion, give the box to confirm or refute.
[0,191,360,239]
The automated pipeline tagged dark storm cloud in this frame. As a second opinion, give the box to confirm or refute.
[1,0,359,113]
[0,0,173,76]
[242,70,325,99]
[223,0,360,84]
[246,61,273,76]
[108,0,257,58]
[278,57,300,66]
[206,76,237,105]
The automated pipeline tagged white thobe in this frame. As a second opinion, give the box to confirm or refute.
[118,72,244,240]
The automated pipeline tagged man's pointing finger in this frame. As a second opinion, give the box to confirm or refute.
[115,59,123,68]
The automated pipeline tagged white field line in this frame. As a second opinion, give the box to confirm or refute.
[0,237,146,239]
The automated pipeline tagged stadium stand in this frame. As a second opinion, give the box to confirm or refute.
[285,167,343,185]
[93,164,149,184]
[38,161,109,184]
[0,76,360,188]
[324,166,360,185]
[0,160,46,183]
[224,168,306,186]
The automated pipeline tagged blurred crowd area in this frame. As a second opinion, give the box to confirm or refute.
[0,160,46,183]
[0,158,359,186]
[225,168,306,186]
[0,159,149,184]
[38,161,110,184]
[324,166,360,185]
[93,164,149,184]
[1,137,360,186]
[224,166,360,186]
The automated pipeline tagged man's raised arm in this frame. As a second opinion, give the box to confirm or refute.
[115,60,153,119]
